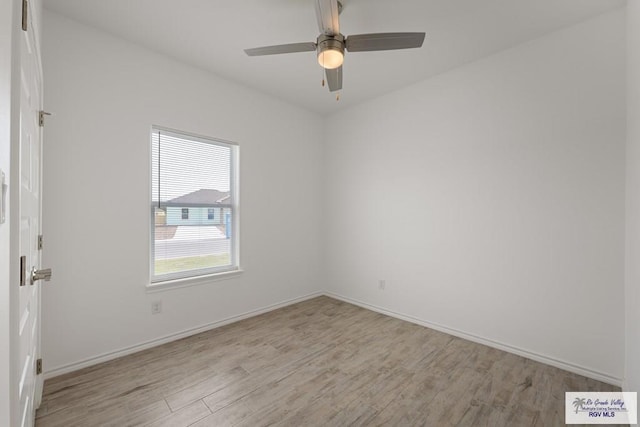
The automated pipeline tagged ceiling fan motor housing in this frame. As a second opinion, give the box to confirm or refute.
[317,34,345,69]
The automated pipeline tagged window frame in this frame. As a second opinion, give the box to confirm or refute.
[148,126,240,288]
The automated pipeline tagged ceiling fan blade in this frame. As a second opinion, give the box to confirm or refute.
[325,66,342,92]
[315,0,340,36]
[345,32,426,52]
[244,42,317,56]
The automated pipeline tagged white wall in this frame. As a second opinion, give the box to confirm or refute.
[626,0,640,397]
[41,11,324,374]
[324,9,626,383]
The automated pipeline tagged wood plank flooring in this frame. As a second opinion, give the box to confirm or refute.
[35,296,620,426]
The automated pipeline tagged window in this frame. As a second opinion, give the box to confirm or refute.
[151,127,238,283]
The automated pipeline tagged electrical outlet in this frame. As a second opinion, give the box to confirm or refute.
[378,279,386,290]
[151,300,162,314]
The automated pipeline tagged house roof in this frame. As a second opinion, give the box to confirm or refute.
[167,189,230,205]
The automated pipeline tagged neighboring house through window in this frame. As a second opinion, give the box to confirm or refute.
[151,127,239,284]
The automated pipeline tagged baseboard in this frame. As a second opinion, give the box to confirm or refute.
[44,291,323,379]
[325,291,623,387]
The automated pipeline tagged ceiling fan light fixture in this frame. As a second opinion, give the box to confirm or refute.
[317,34,345,69]
[318,48,343,69]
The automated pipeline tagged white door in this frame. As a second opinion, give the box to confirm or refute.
[17,1,45,425]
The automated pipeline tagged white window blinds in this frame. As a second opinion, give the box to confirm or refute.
[151,127,238,282]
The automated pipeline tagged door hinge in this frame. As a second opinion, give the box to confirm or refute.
[39,111,51,127]
[38,235,43,250]
[21,0,28,31]
[36,358,42,375]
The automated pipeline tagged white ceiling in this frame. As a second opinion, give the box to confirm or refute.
[43,0,625,115]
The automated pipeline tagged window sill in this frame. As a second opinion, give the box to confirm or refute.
[146,269,243,293]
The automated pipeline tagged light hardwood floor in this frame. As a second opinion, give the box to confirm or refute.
[35,296,620,426]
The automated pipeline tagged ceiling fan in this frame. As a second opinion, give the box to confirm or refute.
[244,0,426,93]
